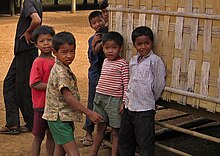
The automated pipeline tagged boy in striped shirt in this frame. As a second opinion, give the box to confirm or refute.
[89,32,129,156]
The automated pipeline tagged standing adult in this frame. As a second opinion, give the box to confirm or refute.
[0,0,42,134]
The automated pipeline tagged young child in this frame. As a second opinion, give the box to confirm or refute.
[89,31,129,156]
[119,26,166,156]
[82,10,106,146]
[30,25,55,156]
[100,0,109,29]
[42,31,102,156]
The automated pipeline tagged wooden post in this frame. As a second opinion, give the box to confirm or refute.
[20,0,24,13]
[9,0,15,16]
[71,0,76,13]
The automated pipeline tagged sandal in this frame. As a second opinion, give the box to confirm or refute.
[0,127,20,135]
[80,137,93,146]
[19,125,31,133]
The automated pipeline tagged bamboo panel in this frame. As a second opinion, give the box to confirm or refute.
[108,0,220,113]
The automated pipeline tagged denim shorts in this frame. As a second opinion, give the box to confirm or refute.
[93,93,122,128]
[48,118,75,145]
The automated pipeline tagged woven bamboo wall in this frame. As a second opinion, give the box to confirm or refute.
[108,0,220,113]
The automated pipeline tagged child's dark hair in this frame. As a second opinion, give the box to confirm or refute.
[100,0,109,10]
[131,26,154,44]
[32,25,55,44]
[88,11,102,23]
[52,32,76,52]
[102,31,123,46]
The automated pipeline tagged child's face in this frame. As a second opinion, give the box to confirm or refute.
[101,9,109,23]
[102,40,122,61]
[134,35,153,57]
[90,16,105,32]
[35,34,53,54]
[53,43,75,66]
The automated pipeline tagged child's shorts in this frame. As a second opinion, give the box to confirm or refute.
[32,110,49,136]
[93,93,122,128]
[48,118,75,145]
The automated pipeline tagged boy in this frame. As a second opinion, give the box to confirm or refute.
[0,0,42,134]
[82,10,106,146]
[100,0,109,29]
[89,31,129,156]
[119,26,166,156]
[42,31,102,156]
[30,25,55,156]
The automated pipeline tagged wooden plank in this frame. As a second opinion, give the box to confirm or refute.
[179,1,192,103]
[115,5,123,33]
[187,60,196,92]
[203,8,213,52]
[126,12,134,61]
[171,57,181,89]
[138,6,146,26]
[200,62,210,96]
[175,8,184,49]
[187,60,196,106]
[151,7,159,44]
[190,8,199,51]
[108,7,220,20]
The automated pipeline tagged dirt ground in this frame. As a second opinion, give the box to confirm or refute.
[0,11,111,156]
[0,11,219,156]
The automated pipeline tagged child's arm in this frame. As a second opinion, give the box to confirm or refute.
[31,82,47,90]
[120,61,130,114]
[92,33,103,54]
[152,59,166,101]
[61,87,103,125]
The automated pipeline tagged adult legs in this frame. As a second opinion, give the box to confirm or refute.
[3,57,20,128]
[16,50,38,130]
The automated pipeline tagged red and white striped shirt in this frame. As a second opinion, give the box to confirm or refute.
[96,57,129,101]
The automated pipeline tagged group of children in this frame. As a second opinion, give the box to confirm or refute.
[29,6,166,156]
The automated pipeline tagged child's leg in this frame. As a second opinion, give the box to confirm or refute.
[135,110,155,156]
[62,141,80,156]
[119,109,136,156]
[31,111,47,156]
[31,135,45,156]
[89,122,108,156]
[46,130,55,156]
[54,144,66,156]
[111,128,119,156]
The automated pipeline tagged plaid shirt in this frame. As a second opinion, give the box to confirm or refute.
[125,50,166,111]
[43,59,82,122]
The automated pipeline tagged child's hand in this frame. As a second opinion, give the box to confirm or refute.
[92,33,102,50]
[119,102,125,114]
[88,110,103,125]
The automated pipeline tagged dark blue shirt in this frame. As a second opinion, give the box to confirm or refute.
[88,36,105,85]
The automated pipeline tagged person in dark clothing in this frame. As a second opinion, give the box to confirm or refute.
[0,0,42,135]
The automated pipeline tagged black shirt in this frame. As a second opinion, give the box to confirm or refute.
[14,0,42,54]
